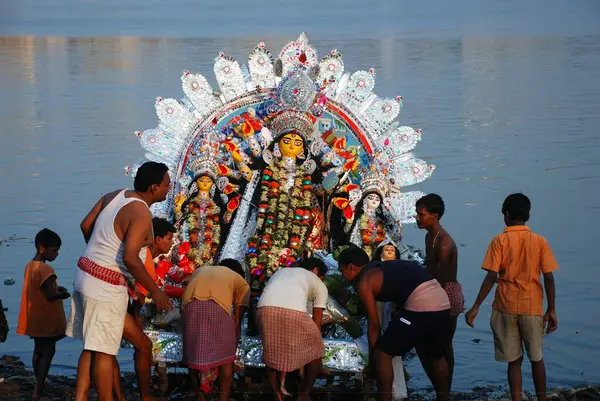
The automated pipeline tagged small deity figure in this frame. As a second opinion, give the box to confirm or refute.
[333,170,401,260]
[176,154,225,270]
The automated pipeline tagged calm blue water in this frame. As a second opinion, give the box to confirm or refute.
[0,0,599,393]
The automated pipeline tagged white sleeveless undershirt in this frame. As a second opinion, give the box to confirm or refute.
[75,190,150,301]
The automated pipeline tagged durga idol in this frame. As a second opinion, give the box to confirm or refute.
[246,109,326,286]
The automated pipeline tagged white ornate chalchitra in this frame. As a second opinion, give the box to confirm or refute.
[127,32,434,267]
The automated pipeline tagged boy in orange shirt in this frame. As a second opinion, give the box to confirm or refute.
[465,194,558,401]
[17,228,71,400]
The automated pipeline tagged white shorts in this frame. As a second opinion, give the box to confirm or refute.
[66,290,128,355]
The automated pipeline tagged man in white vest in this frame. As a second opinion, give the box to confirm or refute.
[67,161,173,401]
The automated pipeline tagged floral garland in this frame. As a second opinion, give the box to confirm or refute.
[247,160,313,280]
[184,197,221,269]
[359,213,386,259]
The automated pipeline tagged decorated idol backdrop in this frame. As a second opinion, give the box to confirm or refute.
[125,33,434,370]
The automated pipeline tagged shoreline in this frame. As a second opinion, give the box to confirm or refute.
[1,355,599,401]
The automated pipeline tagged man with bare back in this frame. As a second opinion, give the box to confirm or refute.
[66,161,173,401]
[415,194,464,392]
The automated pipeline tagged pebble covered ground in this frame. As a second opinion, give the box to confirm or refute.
[1,355,598,401]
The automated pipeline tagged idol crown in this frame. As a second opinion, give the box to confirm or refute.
[361,170,389,198]
[188,153,219,180]
[270,110,315,141]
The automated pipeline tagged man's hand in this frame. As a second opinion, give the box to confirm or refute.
[465,306,479,328]
[543,309,558,334]
[58,286,71,299]
[150,288,173,312]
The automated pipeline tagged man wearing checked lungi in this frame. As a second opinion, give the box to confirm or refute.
[182,259,249,401]
[257,257,329,401]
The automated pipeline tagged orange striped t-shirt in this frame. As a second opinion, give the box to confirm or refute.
[482,225,558,316]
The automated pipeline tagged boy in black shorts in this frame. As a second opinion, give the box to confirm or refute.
[338,247,451,401]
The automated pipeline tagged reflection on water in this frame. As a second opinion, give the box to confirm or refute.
[1,31,600,391]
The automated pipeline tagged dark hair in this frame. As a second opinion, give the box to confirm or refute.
[337,247,369,268]
[415,193,445,219]
[35,228,62,249]
[220,258,245,278]
[152,217,176,239]
[301,257,327,277]
[372,244,400,262]
[502,193,531,222]
[134,162,169,192]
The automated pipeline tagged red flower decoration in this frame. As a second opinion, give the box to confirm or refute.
[179,242,191,255]
[155,260,173,280]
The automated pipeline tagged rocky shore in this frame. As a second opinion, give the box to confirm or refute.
[1,355,598,401]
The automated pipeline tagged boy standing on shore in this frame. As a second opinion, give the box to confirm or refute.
[17,228,71,400]
[466,193,559,401]
[415,193,464,391]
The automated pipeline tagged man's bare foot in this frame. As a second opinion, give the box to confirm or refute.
[280,382,291,397]
[297,395,312,401]
[32,388,44,401]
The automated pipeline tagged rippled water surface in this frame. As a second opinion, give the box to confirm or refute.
[1,0,599,393]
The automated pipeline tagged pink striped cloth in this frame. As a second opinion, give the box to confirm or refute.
[404,279,450,312]
[182,300,237,371]
[443,281,465,316]
[257,306,324,372]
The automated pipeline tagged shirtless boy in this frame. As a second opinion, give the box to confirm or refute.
[415,194,464,390]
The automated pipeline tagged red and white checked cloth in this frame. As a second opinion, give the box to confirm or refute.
[77,257,127,287]
[443,281,465,317]
[182,300,237,371]
[257,306,324,372]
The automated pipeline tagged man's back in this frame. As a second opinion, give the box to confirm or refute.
[482,225,558,316]
[258,268,328,313]
[183,266,249,313]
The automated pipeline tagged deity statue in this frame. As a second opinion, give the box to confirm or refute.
[372,240,401,262]
[176,150,240,270]
[246,110,327,283]
[332,170,402,260]
[127,32,436,371]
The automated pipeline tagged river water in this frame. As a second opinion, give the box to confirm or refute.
[1,0,599,393]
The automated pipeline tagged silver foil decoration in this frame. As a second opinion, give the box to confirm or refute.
[323,296,363,338]
[121,331,183,364]
[181,71,223,119]
[214,54,248,101]
[237,336,366,372]
[399,243,426,267]
[146,331,184,363]
[248,42,276,89]
[218,170,260,264]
